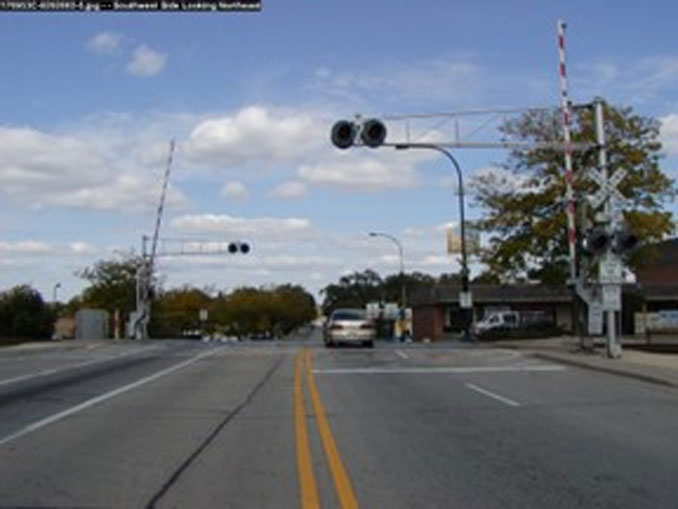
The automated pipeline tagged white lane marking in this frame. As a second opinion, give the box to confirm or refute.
[0,347,219,447]
[313,365,566,375]
[465,383,521,407]
[0,346,159,388]
[395,350,408,360]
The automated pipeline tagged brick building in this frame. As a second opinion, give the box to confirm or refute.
[410,284,573,342]
[410,238,678,341]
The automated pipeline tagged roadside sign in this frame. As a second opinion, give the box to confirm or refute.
[588,302,604,335]
[446,225,481,254]
[599,254,623,284]
[459,291,473,309]
[199,309,209,322]
[366,302,381,319]
[383,303,400,320]
[658,310,678,328]
[602,285,621,311]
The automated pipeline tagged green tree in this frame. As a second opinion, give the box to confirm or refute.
[150,286,211,338]
[0,285,55,342]
[473,102,676,285]
[76,254,143,324]
[320,269,384,315]
[381,271,437,304]
[271,284,317,334]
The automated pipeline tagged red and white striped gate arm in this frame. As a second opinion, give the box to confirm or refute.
[557,19,577,282]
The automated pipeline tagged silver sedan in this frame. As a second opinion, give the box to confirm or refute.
[324,308,376,348]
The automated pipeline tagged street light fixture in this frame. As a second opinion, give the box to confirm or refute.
[368,231,406,308]
[53,282,62,303]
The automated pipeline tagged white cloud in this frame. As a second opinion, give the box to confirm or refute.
[577,55,678,104]
[68,242,99,255]
[312,55,483,106]
[298,153,420,191]
[86,32,121,55]
[0,126,107,195]
[220,181,249,200]
[0,241,54,255]
[184,106,321,167]
[163,254,341,273]
[0,116,191,212]
[417,254,453,268]
[37,174,186,212]
[127,44,167,77]
[269,180,308,199]
[170,214,315,242]
[660,114,678,155]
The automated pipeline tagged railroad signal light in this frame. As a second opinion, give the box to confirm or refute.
[582,227,611,256]
[330,120,357,149]
[360,118,387,148]
[228,242,250,254]
[613,228,639,255]
[330,118,387,149]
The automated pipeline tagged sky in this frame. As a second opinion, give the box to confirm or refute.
[1,0,677,303]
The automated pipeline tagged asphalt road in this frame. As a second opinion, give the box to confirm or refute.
[1,334,677,508]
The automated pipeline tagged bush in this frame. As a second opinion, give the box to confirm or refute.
[0,285,56,343]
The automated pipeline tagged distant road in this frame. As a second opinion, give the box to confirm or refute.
[1,334,677,508]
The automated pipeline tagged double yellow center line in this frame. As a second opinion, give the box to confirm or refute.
[294,349,359,509]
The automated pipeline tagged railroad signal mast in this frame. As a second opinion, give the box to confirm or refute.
[129,140,252,339]
[573,98,638,358]
[328,21,635,357]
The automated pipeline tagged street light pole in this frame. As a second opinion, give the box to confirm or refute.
[395,143,472,341]
[53,282,61,303]
[368,231,406,307]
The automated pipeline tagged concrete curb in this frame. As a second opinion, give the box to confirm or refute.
[531,351,678,389]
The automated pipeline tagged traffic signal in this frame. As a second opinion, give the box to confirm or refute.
[330,118,387,149]
[228,242,250,254]
[330,120,357,149]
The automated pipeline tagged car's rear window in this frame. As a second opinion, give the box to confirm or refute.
[332,310,366,321]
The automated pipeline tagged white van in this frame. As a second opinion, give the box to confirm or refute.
[473,311,520,335]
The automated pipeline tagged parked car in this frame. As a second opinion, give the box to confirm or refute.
[473,311,520,336]
[324,308,375,348]
[473,310,560,340]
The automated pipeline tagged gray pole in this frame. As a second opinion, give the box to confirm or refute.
[369,232,406,307]
[395,143,472,341]
[594,99,620,359]
[52,282,61,303]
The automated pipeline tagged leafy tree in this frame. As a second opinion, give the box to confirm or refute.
[321,270,441,314]
[381,271,437,305]
[76,255,143,324]
[270,284,317,334]
[0,285,55,342]
[471,271,501,285]
[473,102,676,285]
[150,286,211,338]
[320,269,384,315]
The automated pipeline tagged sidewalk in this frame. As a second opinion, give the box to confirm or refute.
[492,336,678,388]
